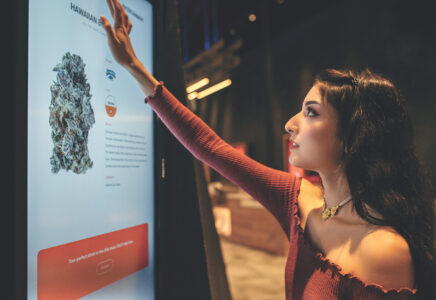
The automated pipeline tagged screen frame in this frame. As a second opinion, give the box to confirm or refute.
[13,0,162,298]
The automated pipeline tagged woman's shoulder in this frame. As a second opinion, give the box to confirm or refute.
[356,226,415,290]
[359,226,411,258]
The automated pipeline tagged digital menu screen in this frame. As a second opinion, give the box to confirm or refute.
[28,1,155,299]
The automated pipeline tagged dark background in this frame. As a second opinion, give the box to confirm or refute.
[4,0,435,298]
[179,0,436,196]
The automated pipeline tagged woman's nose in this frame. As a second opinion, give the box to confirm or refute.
[284,118,298,136]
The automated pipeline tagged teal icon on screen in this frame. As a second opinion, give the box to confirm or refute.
[106,69,116,80]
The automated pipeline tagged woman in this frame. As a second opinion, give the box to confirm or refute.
[101,0,435,298]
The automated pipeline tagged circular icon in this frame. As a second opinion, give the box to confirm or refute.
[105,95,117,117]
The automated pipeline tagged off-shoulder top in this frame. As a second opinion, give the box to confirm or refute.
[145,82,417,299]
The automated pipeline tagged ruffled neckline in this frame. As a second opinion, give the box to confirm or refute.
[292,176,418,295]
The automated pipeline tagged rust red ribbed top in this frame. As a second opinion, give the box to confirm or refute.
[145,83,417,299]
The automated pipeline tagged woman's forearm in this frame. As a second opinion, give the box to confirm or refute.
[125,59,160,98]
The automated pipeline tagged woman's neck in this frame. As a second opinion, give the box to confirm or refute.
[312,167,383,224]
[318,166,352,209]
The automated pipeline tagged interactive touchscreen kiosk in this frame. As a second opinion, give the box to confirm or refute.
[27,1,155,299]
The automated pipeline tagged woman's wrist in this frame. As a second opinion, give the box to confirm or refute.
[125,58,160,97]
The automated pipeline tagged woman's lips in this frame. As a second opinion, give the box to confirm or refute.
[289,138,299,149]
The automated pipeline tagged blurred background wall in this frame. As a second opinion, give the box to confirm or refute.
[179,0,436,193]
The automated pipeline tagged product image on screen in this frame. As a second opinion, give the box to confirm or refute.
[28,1,155,299]
[49,52,95,174]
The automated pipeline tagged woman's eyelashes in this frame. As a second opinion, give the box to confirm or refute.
[304,106,318,117]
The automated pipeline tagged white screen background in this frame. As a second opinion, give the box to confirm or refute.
[28,1,155,299]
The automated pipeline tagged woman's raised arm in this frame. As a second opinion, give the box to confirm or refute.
[100,0,301,235]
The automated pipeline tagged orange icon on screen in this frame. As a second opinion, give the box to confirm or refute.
[105,105,117,117]
[105,95,117,117]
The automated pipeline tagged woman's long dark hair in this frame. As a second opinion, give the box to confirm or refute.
[314,69,436,299]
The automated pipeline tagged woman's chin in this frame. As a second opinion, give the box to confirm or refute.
[290,159,313,171]
[289,160,304,169]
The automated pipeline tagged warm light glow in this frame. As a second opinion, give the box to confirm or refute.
[248,14,256,22]
[187,92,198,100]
[197,79,232,99]
[186,78,210,93]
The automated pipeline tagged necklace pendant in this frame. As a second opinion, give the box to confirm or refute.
[321,208,331,220]
[321,195,352,221]
[321,205,340,221]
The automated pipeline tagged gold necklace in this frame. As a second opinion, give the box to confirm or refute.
[321,195,353,220]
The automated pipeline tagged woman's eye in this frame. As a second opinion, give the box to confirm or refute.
[305,107,317,117]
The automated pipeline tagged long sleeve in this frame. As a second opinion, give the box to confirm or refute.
[145,84,419,300]
[145,83,300,234]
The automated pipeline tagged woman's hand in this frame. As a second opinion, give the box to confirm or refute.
[100,0,159,97]
[100,0,137,68]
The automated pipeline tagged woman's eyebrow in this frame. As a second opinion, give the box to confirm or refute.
[302,100,321,106]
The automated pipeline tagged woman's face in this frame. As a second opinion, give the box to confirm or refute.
[284,84,343,173]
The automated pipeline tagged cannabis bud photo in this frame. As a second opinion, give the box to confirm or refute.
[49,52,95,174]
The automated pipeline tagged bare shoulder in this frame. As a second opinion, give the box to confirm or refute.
[357,227,415,290]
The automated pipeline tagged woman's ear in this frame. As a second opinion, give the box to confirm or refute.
[340,140,348,162]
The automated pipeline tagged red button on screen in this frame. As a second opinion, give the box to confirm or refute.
[38,223,149,300]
